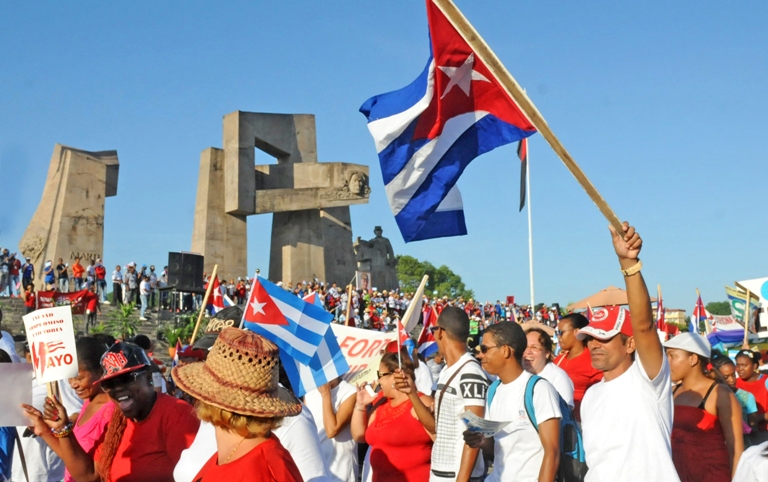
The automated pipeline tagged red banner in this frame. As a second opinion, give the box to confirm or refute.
[37,290,89,315]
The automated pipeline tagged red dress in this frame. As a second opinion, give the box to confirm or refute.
[365,396,432,482]
[671,383,731,482]
[193,435,303,482]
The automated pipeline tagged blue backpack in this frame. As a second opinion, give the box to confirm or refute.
[487,375,587,482]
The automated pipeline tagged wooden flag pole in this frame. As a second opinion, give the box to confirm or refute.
[345,284,354,326]
[743,288,751,349]
[433,0,623,232]
[189,264,218,346]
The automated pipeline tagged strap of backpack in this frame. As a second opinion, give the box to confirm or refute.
[437,359,477,422]
[524,375,542,432]
[487,378,501,408]
[14,429,30,482]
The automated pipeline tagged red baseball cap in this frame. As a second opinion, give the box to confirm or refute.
[576,306,633,341]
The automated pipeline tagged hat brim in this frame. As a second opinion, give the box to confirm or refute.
[171,363,301,418]
[192,333,218,351]
[95,364,148,385]
[575,326,621,341]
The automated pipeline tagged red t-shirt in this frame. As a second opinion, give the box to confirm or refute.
[736,374,768,430]
[193,435,303,482]
[96,394,200,482]
[24,292,36,308]
[554,348,603,420]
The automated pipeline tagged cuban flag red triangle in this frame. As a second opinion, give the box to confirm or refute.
[244,280,288,325]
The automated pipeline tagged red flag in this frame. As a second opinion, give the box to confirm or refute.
[656,287,667,332]
[397,318,410,346]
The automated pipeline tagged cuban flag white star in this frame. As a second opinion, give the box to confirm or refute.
[249,298,267,316]
[438,53,490,99]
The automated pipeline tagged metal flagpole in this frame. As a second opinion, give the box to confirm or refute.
[527,140,535,310]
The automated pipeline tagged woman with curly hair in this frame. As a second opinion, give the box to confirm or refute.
[23,341,199,481]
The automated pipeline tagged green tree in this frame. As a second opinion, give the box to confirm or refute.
[396,255,475,299]
[706,301,731,316]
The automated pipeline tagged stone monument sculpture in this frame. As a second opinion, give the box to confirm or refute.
[191,111,370,284]
[19,144,119,272]
[354,226,399,291]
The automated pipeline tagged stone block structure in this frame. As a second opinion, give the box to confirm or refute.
[192,111,370,285]
[19,144,119,272]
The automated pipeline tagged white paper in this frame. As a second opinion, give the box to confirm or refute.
[23,306,79,383]
[0,364,34,426]
[459,409,511,437]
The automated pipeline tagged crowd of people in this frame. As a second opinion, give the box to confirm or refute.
[1,223,767,481]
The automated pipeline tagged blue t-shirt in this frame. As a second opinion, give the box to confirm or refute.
[0,426,15,480]
[735,388,758,423]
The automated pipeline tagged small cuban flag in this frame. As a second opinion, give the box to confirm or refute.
[242,276,332,365]
[279,292,351,397]
[417,304,438,358]
[206,276,225,315]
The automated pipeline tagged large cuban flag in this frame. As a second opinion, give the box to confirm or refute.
[242,276,332,365]
[279,292,351,397]
[360,0,537,242]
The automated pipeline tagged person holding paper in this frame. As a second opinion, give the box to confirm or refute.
[463,322,562,482]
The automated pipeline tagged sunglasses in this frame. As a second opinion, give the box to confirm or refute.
[429,326,444,334]
[101,369,147,392]
[377,371,393,379]
[475,344,502,354]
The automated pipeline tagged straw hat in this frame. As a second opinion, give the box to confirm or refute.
[172,327,301,418]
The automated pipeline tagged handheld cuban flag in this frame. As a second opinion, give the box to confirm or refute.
[359,0,537,242]
[172,339,182,368]
[206,277,225,315]
[242,276,331,365]
[279,292,350,397]
[691,293,707,334]
[417,304,438,357]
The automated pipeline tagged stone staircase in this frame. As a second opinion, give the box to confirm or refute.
[0,296,174,369]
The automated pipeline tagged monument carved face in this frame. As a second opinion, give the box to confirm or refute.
[347,171,368,196]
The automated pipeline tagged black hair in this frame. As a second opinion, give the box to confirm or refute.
[76,337,108,377]
[712,352,734,370]
[437,306,470,342]
[91,333,117,348]
[560,313,589,330]
[0,349,11,363]
[736,349,761,366]
[484,322,527,363]
[132,334,151,350]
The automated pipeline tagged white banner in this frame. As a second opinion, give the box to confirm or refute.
[331,324,395,385]
[22,306,79,384]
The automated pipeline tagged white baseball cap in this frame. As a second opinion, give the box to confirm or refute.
[663,333,712,359]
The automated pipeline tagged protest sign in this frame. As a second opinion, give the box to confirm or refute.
[0,363,33,426]
[22,305,79,384]
[37,289,90,315]
[460,409,511,437]
[332,324,395,384]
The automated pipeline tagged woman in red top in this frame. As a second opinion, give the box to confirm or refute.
[735,349,768,443]
[553,313,602,421]
[351,350,434,482]
[22,282,36,313]
[665,333,743,480]
[24,341,200,482]
[172,327,303,482]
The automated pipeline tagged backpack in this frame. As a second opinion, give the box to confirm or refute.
[487,375,587,482]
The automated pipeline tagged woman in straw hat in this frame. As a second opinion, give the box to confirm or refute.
[664,332,743,481]
[172,326,304,481]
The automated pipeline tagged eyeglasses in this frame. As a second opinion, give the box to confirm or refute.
[101,369,147,392]
[475,344,502,354]
[555,329,572,337]
[377,371,393,379]
[429,326,444,334]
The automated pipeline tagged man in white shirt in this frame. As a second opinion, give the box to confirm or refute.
[577,222,679,481]
[464,322,561,482]
[428,306,488,482]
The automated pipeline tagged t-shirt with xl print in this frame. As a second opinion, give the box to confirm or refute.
[431,352,488,481]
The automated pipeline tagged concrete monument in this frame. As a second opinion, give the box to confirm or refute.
[19,144,119,272]
[192,111,370,284]
[354,226,399,291]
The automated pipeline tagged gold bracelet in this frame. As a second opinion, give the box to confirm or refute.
[620,259,642,277]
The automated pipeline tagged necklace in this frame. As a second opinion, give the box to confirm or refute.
[223,437,246,464]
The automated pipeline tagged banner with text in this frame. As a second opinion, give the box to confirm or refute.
[725,286,760,333]
[37,289,89,315]
[332,324,395,385]
[22,306,79,384]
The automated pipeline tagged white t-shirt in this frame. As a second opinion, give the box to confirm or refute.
[733,440,768,482]
[304,381,358,482]
[581,354,679,482]
[486,371,562,482]
[431,353,488,481]
[12,379,83,482]
[173,405,330,482]
[538,362,574,409]
[414,362,435,395]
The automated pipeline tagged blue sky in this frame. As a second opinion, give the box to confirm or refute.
[1,1,766,310]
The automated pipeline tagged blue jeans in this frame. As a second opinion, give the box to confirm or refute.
[140,294,148,318]
[74,278,84,291]
[58,278,69,293]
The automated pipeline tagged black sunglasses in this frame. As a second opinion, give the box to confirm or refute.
[377,371,393,379]
[101,369,147,392]
[475,344,502,354]
[429,326,444,334]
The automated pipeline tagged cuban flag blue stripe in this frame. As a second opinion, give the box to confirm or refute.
[360,57,432,124]
[259,276,333,336]
[418,341,438,358]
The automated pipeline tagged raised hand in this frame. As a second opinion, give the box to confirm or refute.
[393,369,414,396]
[609,222,642,261]
[356,383,374,406]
